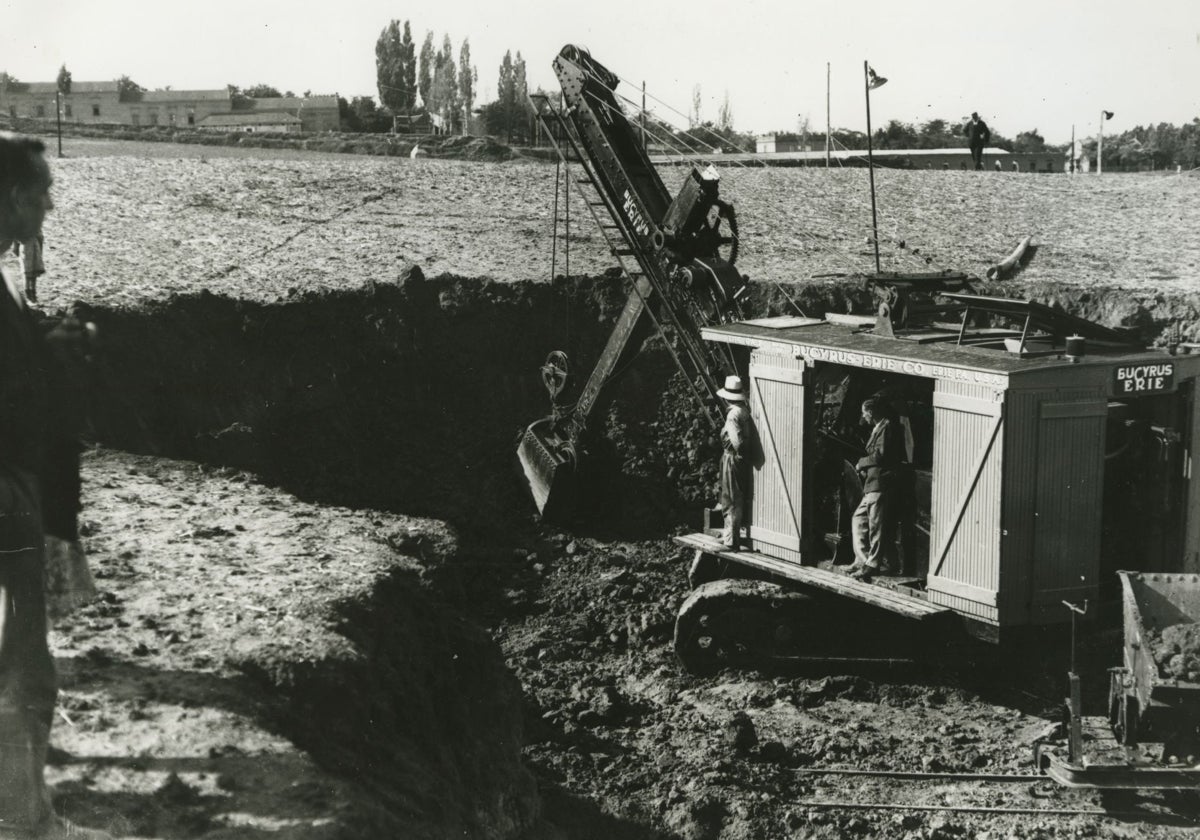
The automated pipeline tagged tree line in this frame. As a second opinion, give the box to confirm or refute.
[762,117,1200,169]
[372,20,478,135]
[14,52,1199,166]
[373,19,538,141]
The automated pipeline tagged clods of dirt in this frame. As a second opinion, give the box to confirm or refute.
[1152,621,1200,681]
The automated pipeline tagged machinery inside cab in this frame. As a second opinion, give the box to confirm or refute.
[701,295,1200,639]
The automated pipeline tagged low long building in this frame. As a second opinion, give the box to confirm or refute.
[0,80,339,133]
[659,146,1066,173]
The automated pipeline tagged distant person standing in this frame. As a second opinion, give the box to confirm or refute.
[964,112,991,170]
[20,234,44,303]
[0,235,44,303]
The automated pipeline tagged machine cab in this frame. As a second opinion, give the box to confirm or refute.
[699,295,1200,638]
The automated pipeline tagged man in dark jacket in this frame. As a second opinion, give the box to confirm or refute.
[847,398,905,581]
[0,133,109,840]
[965,112,991,170]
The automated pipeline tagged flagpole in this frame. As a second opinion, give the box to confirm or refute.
[864,60,881,274]
[825,61,831,168]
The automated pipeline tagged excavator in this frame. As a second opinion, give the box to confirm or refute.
[515,45,973,520]
[516,45,750,519]
[517,44,1200,793]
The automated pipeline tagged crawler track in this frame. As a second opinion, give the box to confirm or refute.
[794,765,1200,824]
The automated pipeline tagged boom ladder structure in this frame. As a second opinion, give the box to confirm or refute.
[531,47,732,438]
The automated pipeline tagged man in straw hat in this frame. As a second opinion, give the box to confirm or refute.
[715,374,752,549]
[0,133,110,840]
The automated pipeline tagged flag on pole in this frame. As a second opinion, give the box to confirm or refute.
[867,66,888,89]
[1102,110,1114,120]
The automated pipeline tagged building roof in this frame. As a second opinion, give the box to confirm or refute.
[198,112,303,127]
[142,89,231,103]
[250,95,338,111]
[701,318,1183,381]
[19,81,119,95]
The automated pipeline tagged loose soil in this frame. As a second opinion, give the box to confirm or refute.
[1153,623,1200,682]
[22,137,1200,839]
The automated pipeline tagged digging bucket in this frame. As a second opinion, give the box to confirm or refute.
[517,417,575,518]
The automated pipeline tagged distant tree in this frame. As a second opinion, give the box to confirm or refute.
[225,84,253,110]
[337,96,361,132]
[116,75,145,103]
[458,39,475,135]
[717,91,733,133]
[796,113,811,151]
[494,50,516,142]
[918,118,956,149]
[513,51,529,138]
[243,84,283,98]
[1012,128,1047,154]
[874,119,918,149]
[401,23,417,113]
[430,34,459,131]
[690,85,701,128]
[56,64,71,95]
[0,71,19,91]
[376,19,416,114]
[348,95,389,132]
[418,31,435,110]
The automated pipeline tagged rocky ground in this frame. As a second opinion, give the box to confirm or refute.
[19,137,1200,839]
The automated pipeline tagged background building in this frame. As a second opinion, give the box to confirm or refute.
[0,80,339,133]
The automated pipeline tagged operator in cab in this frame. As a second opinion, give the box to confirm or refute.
[847,397,905,582]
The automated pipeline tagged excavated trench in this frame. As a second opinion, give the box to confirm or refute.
[74,271,1200,838]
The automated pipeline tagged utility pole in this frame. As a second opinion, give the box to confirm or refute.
[825,62,831,168]
[1098,110,1113,174]
[864,60,887,274]
[55,91,63,158]
[641,81,646,150]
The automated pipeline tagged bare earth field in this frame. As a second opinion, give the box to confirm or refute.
[40,137,1200,310]
[27,137,1200,840]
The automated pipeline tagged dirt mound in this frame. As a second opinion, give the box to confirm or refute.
[1152,622,1200,681]
[424,135,515,162]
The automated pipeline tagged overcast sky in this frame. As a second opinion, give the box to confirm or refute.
[3,0,1198,145]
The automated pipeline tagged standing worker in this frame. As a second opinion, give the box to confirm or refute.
[0,133,110,840]
[964,112,991,171]
[715,375,751,549]
[847,397,905,581]
[20,234,44,303]
[0,234,44,304]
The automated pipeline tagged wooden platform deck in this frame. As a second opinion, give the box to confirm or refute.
[674,532,951,622]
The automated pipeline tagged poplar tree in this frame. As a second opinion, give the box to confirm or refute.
[418,31,435,110]
[717,91,733,133]
[497,50,515,142]
[431,35,459,132]
[375,21,403,112]
[400,22,416,114]
[458,39,475,135]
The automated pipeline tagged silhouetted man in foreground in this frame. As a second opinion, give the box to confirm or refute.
[0,133,110,840]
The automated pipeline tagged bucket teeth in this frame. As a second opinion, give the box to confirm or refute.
[517,420,573,517]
